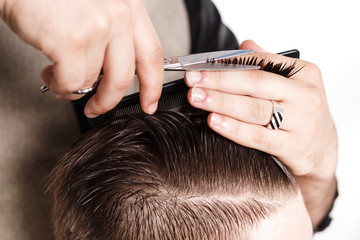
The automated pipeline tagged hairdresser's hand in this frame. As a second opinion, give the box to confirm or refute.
[0,0,163,117]
[185,40,338,228]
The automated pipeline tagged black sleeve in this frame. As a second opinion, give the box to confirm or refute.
[184,0,239,53]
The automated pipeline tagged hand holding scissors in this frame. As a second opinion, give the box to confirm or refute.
[1,0,163,117]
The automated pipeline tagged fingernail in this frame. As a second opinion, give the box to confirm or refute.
[186,71,202,85]
[85,113,99,118]
[147,101,158,115]
[191,87,206,103]
[211,113,223,127]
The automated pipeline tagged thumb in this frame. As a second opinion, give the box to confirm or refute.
[239,39,267,53]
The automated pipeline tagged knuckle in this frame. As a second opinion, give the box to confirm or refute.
[112,84,128,94]
[247,70,265,94]
[92,99,115,115]
[39,30,85,56]
[306,62,322,76]
[147,43,163,64]
[111,2,132,21]
[252,128,267,145]
[92,13,111,33]
[251,128,280,150]
[214,71,223,89]
[231,122,242,138]
[67,31,87,50]
[250,100,269,123]
[215,93,226,110]
[250,69,265,81]
[137,42,163,66]
[113,77,133,93]
[307,87,325,107]
[305,62,323,83]
[266,135,282,150]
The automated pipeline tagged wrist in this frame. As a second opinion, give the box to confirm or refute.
[304,146,338,182]
[295,149,338,228]
[296,152,337,197]
[297,174,337,228]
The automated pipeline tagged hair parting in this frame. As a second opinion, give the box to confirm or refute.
[48,111,299,240]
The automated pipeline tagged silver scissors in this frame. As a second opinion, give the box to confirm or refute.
[40,49,259,94]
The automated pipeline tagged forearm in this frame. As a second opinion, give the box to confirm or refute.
[297,172,338,230]
[296,123,338,230]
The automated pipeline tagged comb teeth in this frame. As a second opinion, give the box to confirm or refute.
[87,79,191,128]
[213,56,303,78]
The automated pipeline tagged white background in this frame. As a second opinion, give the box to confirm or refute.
[212,0,360,239]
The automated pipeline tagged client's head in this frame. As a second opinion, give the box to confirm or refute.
[48,111,312,240]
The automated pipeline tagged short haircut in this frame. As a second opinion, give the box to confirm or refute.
[48,111,298,240]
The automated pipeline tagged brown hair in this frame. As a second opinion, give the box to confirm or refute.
[48,111,298,240]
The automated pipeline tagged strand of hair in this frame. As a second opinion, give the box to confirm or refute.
[215,56,303,78]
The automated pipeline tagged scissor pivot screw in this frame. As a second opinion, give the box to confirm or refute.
[164,58,172,64]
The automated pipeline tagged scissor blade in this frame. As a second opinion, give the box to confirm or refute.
[170,62,261,71]
[178,50,253,66]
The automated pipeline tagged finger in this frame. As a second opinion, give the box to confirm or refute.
[185,67,305,102]
[188,87,296,130]
[45,48,102,101]
[49,50,87,95]
[133,5,163,114]
[84,36,135,118]
[41,65,81,100]
[207,113,289,157]
[188,88,272,125]
[41,64,97,100]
